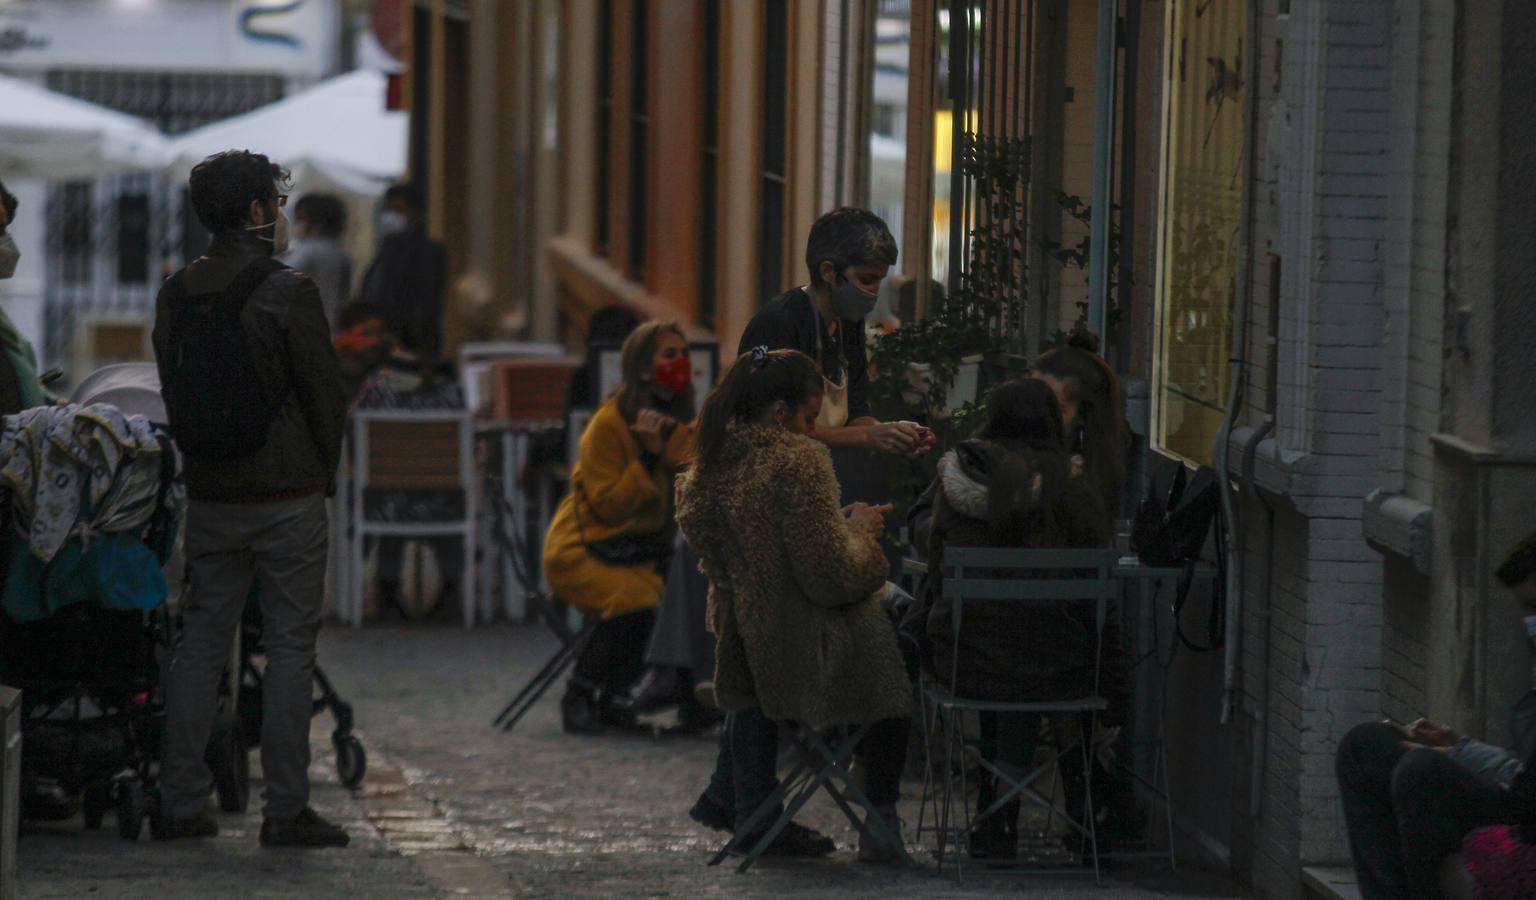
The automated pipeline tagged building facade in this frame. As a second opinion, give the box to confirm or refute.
[409,0,1536,896]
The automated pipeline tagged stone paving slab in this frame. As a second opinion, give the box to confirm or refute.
[17,718,435,899]
[318,624,1246,899]
[16,623,1250,898]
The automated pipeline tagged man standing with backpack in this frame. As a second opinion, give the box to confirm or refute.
[153,151,348,847]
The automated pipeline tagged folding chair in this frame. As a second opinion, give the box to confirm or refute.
[709,720,916,873]
[486,484,592,733]
[346,409,478,627]
[916,547,1119,883]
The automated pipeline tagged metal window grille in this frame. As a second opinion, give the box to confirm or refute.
[39,70,285,369]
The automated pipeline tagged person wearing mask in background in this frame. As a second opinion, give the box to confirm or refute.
[0,179,46,416]
[542,321,697,734]
[281,193,352,333]
[621,211,935,728]
[360,183,447,360]
[152,150,348,848]
[738,207,933,459]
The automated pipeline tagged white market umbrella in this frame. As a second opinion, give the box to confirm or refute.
[0,74,167,180]
[166,70,405,197]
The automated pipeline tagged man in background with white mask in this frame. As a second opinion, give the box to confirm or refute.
[0,179,46,415]
[152,150,348,849]
[359,182,447,360]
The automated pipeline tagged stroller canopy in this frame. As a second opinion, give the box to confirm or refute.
[69,364,165,424]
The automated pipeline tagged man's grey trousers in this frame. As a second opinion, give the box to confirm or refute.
[161,493,328,821]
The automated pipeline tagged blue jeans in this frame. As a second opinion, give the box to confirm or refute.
[1336,721,1518,899]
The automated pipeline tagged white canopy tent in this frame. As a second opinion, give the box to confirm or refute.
[0,73,167,180]
[165,69,406,198]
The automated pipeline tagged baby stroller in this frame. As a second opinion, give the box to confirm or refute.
[0,375,191,839]
[73,364,368,813]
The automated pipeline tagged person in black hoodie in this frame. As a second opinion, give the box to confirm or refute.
[910,378,1108,859]
[359,183,447,360]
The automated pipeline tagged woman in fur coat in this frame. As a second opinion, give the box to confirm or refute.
[677,347,911,862]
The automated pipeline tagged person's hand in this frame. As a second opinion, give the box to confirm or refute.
[1408,719,1459,748]
[912,425,938,456]
[630,409,674,455]
[867,421,922,455]
[849,502,892,536]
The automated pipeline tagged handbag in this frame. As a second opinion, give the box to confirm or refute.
[1132,459,1226,651]
[585,532,672,568]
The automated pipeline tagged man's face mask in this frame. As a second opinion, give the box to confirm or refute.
[829,269,879,322]
[378,210,409,236]
[0,233,19,280]
[245,201,290,255]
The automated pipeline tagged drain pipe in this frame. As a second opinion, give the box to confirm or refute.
[1218,0,1265,726]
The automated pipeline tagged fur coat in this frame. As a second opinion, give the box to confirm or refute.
[676,425,910,729]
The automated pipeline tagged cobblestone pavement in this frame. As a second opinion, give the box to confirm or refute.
[18,623,1247,898]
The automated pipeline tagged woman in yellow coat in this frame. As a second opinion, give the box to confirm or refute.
[544,320,696,733]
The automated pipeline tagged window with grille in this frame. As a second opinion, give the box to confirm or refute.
[759,0,789,305]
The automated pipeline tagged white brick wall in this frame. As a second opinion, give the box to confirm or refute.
[1239,0,1398,894]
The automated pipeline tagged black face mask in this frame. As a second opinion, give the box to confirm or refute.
[828,271,879,322]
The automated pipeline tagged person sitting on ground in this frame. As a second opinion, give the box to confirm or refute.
[542,321,696,734]
[679,347,912,862]
[1337,528,1536,899]
[914,378,1108,859]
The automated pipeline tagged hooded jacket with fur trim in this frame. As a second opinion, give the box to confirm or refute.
[921,438,1109,702]
[676,424,910,729]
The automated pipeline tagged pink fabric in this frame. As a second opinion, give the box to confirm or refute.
[1464,826,1536,899]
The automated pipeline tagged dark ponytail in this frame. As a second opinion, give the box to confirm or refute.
[1033,340,1127,516]
[695,347,822,473]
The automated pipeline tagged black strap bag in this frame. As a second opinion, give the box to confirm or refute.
[1132,460,1226,651]
[157,257,289,461]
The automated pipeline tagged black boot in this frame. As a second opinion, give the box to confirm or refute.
[610,666,686,717]
[561,679,603,734]
[968,772,1016,860]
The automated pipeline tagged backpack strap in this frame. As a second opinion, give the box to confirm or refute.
[218,256,288,307]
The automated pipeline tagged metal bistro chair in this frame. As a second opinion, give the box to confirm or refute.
[916,547,1118,883]
[346,408,478,627]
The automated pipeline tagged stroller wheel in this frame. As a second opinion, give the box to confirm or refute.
[335,735,367,789]
[116,779,147,841]
[83,785,111,830]
[209,712,250,814]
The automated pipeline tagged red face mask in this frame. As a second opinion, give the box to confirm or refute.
[653,355,692,394]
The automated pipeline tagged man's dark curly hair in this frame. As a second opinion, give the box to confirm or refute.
[1498,528,1536,588]
[188,150,289,235]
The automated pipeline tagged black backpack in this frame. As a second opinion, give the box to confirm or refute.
[157,257,288,460]
[1131,459,1227,651]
